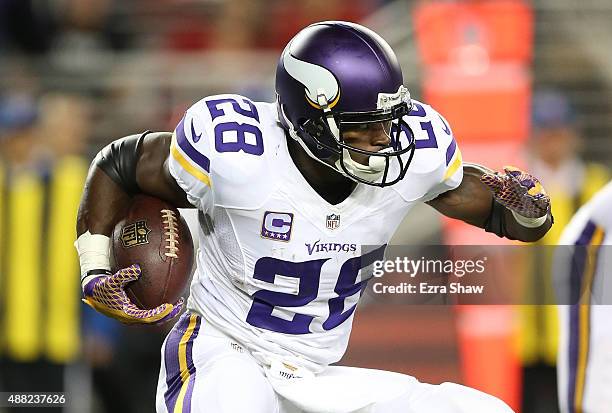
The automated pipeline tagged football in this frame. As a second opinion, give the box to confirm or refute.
[111,194,194,309]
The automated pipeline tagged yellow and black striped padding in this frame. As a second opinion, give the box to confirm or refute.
[0,156,87,363]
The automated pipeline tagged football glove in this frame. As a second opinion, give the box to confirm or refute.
[82,264,183,325]
[481,166,551,219]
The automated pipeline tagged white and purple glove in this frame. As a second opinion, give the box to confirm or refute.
[481,165,551,226]
[82,264,183,325]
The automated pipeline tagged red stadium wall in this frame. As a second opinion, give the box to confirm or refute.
[414,1,534,410]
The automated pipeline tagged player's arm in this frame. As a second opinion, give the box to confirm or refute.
[77,132,190,235]
[427,163,553,242]
[76,131,187,325]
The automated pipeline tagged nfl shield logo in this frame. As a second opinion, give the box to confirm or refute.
[326,213,340,230]
[121,220,151,248]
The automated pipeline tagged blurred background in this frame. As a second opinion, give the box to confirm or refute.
[0,0,611,412]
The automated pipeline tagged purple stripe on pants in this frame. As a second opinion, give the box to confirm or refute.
[568,304,579,413]
[164,314,193,412]
[567,220,596,413]
[182,316,201,412]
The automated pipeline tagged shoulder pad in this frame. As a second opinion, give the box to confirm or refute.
[180,95,284,209]
[391,100,463,202]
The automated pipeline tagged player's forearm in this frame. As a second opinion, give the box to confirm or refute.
[75,162,134,287]
[428,166,553,242]
[430,189,552,242]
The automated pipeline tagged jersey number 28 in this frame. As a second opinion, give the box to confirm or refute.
[206,97,264,156]
[246,245,385,334]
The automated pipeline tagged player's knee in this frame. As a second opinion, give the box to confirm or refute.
[374,381,515,413]
[436,382,515,413]
[193,356,278,413]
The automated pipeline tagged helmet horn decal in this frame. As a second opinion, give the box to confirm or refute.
[283,51,340,109]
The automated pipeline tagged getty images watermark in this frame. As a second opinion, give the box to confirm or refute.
[370,256,488,296]
[361,244,612,305]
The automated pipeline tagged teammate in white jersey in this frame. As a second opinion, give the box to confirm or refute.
[555,181,612,413]
[76,21,553,412]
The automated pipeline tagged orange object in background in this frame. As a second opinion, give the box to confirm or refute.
[423,64,531,144]
[444,219,522,411]
[414,0,533,66]
[414,1,534,411]
[455,305,521,409]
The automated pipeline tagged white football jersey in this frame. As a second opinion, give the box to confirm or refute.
[556,181,612,413]
[558,181,612,245]
[168,94,462,371]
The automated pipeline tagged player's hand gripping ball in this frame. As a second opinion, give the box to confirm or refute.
[82,195,193,325]
[481,166,551,218]
[82,266,183,325]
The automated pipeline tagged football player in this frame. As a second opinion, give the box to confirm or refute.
[75,21,552,412]
[555,180,612,413]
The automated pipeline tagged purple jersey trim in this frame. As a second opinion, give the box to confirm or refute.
[176,116,211,173]
[445,138,457,166]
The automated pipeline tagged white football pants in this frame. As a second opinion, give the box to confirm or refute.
[558,304,612,413]
[156,313,514,413]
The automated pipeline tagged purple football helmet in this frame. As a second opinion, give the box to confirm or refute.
[276,21,415,187]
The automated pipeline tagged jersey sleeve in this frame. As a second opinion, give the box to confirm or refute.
[392,101,463,203]
[168,106,214,211]
[420,120,463,202]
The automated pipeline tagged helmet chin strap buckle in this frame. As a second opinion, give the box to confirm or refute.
[317,90,341,141]
[316,90,329,109]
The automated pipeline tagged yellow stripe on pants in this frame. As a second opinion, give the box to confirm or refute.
[174,315,198,413]
[574,227,605,412]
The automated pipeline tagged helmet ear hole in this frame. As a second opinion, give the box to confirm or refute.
[302,119,324,138]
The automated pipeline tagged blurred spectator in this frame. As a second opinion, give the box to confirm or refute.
[49,0,129,72]
[37,93,172,413]
[0,0,56,54]
[0,93,41,167]
[519,89,609,413]
[0,0,129,56]
[159,0,377,51]
[210,0,266,50]
[528,90,609,243]
[0,92,71,413]
[0,92,170,413]
[262,0,375,48]
[37,93,92,159]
